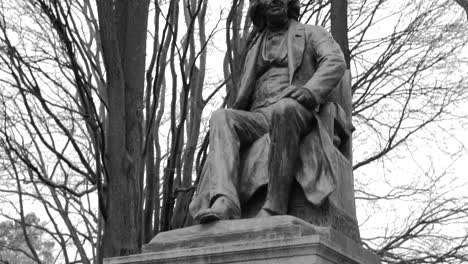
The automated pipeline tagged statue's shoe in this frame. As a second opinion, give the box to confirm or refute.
[255,208,274,218]
[195,196,240,224]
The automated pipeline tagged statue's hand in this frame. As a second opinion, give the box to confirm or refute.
[286,86,318,109]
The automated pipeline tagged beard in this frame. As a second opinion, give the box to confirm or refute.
[265,7,289,29]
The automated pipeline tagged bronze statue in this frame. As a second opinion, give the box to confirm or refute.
[189,0,347,224]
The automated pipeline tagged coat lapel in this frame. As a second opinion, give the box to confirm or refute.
[287,20,305,84]
[236,33,264,108]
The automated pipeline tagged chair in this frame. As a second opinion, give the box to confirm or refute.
[240,70,361,242]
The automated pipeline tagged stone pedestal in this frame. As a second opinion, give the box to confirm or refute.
[104,216,380,264]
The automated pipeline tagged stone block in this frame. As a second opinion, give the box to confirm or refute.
[104,216,380,264]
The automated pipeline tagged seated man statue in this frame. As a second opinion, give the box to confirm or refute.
[189,0,347,223]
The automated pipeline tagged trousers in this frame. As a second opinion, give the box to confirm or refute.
[199,98,313,214]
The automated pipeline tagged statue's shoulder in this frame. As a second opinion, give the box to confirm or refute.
[296,23,334,44]
[300,23,331,37]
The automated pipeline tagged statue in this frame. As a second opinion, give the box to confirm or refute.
[189,0,352,227]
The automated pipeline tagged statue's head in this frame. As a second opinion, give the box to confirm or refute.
[248,0,300,29]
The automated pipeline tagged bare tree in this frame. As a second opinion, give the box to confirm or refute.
[0,0,227,260]
[0,0,467,263]
[345,1,468,262]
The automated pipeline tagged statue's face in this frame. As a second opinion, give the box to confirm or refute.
[263,0,288,21]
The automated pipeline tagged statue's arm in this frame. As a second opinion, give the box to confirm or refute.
[302,26,346,105]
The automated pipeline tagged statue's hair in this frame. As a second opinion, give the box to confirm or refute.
[248,0,300,29]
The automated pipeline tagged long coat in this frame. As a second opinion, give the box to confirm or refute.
[234,20,347,207]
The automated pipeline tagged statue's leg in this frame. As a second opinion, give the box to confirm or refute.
[259,98,313,215]
[190,108,268,223]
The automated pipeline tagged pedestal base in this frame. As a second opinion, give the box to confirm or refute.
[104,216,380,264]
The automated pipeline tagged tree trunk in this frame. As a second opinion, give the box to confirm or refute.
[330,0,350,68]
[96,0,150,257]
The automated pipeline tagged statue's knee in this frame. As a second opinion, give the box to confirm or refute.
[210,109,233,128]
[271,98,299,120]
[210,109,226,126]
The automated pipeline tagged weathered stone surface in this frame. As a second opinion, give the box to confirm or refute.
[104,216,380,264]
[144,215,328,252]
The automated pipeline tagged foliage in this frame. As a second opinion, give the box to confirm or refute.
[0,213,54,264]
